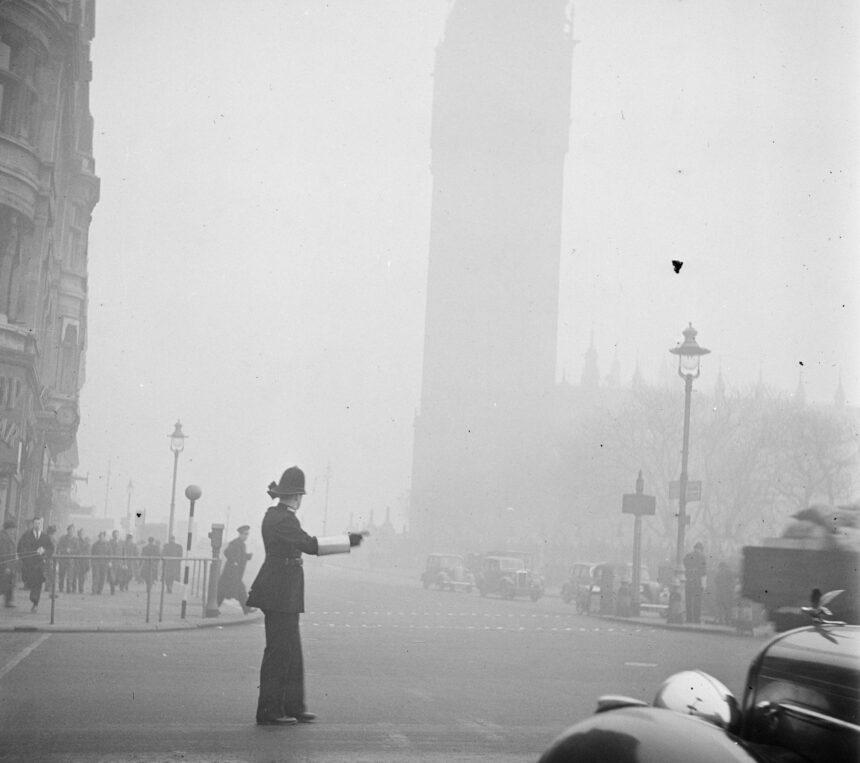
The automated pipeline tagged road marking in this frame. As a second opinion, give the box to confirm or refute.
[624,661,658,667]
[0,633,51,681]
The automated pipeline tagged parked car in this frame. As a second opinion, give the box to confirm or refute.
[538,591,860,763]
[420,553,474,592]
[560,562,599,612]
[573,561,665,615]
[475,555,544,601]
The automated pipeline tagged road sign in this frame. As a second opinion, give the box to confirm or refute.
[622,493,656,516]
[669,480,701,502]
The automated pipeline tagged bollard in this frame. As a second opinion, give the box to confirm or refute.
[180,484,202,619]
[205,523,224,617]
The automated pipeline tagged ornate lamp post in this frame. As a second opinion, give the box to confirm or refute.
[167,420,187,542]
[667,323,709,623]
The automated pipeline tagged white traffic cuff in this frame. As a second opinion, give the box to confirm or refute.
[316,535,351,556]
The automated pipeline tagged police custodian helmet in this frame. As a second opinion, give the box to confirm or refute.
[267,466,306,498]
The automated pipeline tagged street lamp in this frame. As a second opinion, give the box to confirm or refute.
[668,323,709,623]
[125,480,134,535]
[167,420,187,542]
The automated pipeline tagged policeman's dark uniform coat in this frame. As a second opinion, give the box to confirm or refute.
[247,466,358,724]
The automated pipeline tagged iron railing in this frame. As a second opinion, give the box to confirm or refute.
[32,554,217,625]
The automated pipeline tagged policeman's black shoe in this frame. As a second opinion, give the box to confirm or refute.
[256,716,298,726]
[293,712,317,723]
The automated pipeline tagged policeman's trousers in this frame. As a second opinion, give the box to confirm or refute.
[256,610,306,721]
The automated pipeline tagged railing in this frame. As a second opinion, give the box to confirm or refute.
[38,554,216,626]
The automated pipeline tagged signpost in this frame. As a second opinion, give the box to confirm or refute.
[622,471,656,617]
[669,480,701,502]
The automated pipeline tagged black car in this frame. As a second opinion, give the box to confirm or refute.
[538,592,859,763]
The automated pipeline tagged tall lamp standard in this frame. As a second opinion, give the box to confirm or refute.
[167,421,187,542]
[125,480,134,535]
[668,323,709,623]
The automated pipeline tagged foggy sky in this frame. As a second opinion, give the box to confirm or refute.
[76,1,859,538]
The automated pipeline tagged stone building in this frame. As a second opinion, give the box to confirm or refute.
[0,1,98,531]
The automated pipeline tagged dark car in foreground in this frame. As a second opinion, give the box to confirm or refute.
[538,592,859,763]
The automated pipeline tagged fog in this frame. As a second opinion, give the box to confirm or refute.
[75,1,858,541]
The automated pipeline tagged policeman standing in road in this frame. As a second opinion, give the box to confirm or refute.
[247,466,364,726]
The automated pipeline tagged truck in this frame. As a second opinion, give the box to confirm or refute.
[741,507,860,632]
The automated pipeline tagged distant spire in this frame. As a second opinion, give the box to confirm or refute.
[581,330,599,389]
[834,373,846,409]
[793,369,806,407]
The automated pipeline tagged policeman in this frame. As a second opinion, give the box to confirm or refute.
[247,466,364,726]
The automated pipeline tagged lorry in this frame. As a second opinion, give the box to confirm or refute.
[741,505,860,632]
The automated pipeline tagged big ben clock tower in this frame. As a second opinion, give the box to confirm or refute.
[411,1,574,550]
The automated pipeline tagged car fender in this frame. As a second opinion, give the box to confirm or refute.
[537,706,807,763]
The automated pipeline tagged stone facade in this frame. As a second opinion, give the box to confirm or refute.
[0,1,98,531]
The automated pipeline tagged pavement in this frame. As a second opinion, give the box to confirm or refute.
[0,579,262,632]
[0,560,769,637]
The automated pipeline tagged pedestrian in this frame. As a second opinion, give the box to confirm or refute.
[713,561,735,626]
[683,540,707,624]
[56,524,78,593]
[0,518,17,608]
[217,524,255,614]
[16,517,51,612]
[140,537,160,592]
[90,531,109,594]
[45,525,58,598]
[246,466,365,726]
[75,528,90,593]
[162,535,183,594]
[106,529,121,595]
[117,534,138,592]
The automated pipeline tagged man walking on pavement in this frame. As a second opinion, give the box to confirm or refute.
[162,535,183,594]
[683,540,707,624]
[56,524,78,593]
[217,524,255,614]
[246,466,365,726]
[75,528,90,593]
[0,519,17,608]
[17,517,51,612]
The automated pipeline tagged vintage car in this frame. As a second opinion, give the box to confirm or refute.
[559,562,599,611]
[538,590,860,763]
[567,561,665,615]
[420,553,474,592]
[475,555,544,601]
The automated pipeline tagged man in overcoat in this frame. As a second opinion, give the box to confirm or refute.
[16,517,52,612]
[162,535,184,594]
[246,466,364,726]
[217,524,254,613]
[56,524,78,593]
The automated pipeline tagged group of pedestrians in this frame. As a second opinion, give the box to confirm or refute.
[0,519,191,612]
